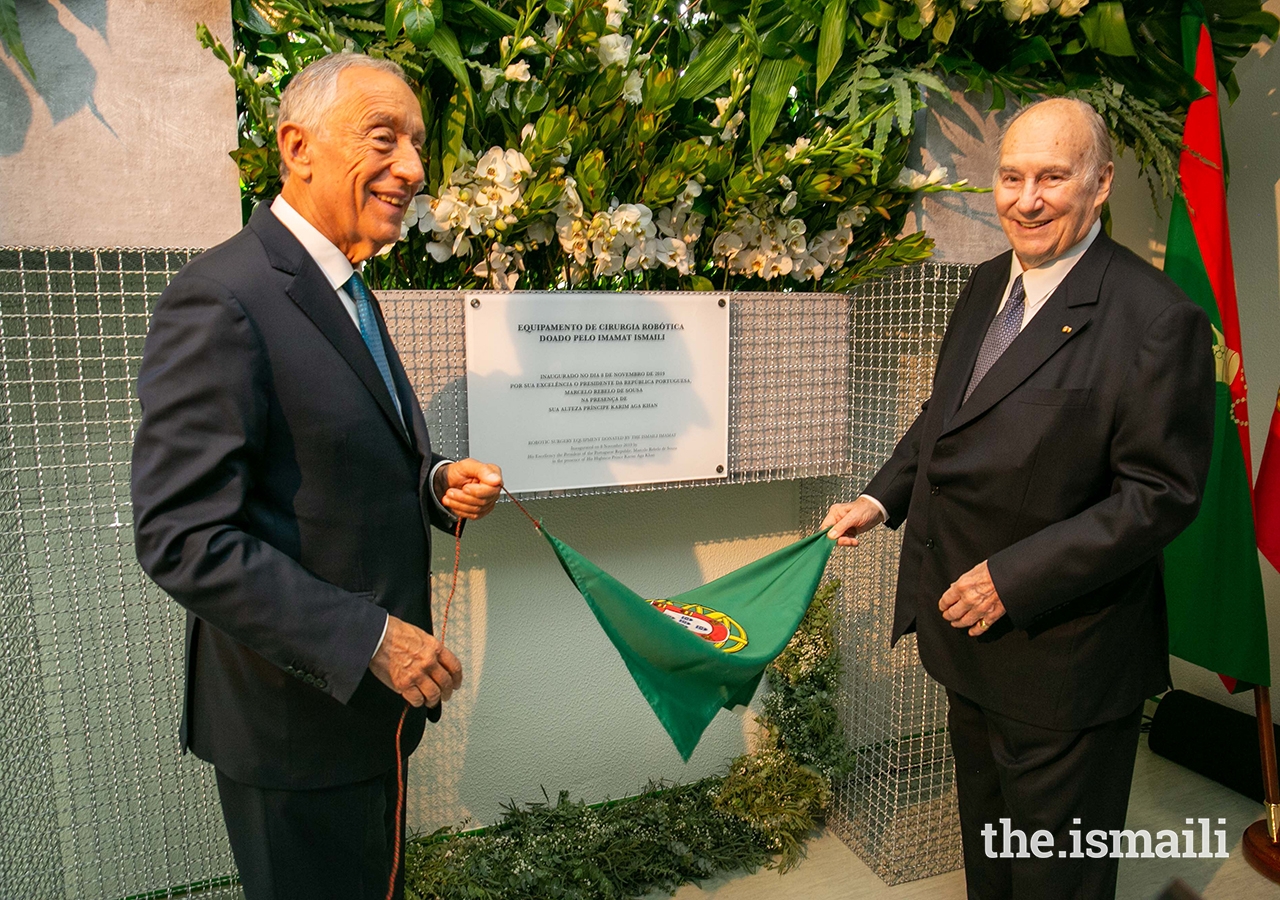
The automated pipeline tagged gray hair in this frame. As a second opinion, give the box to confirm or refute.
[998,97,1114,181]
[276,53,408,179]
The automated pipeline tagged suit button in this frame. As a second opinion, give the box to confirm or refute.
[930,485,939,495]
[925,539,935,549]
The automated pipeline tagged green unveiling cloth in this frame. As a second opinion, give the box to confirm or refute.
[543,528,835,760]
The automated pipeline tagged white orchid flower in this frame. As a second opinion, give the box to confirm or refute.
[623,69,643,105]
[655,237,691,275]
[598,34,633,68]
[720,110,745,142]
[604,0,631,29]
[504,61,532,83]
[711,97,733,128]
[897,165,950,190]
[712,232,744,260]
[476,148,510,185]
[837,206,870,228]
[1053,0,1089,14]
[785,137,811,161]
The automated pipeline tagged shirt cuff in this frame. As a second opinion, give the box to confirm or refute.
[858,493,889,525]
[371,613,389,661]
[429,459,457,520]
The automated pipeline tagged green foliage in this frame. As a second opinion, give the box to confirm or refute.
[712,749,831,872]
[404,781,772,899]
[0,0,33,80]
[204,0,971,292]
[399,577,851,896]
[763,579,858,782]
[202,0,1276,291]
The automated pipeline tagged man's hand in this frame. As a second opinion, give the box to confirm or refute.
[938,560,1007,637]
[821,497,886,547]
[436,458,503,520]
[369,615,463,707]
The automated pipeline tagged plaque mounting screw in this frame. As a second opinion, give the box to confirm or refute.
[716,464,725,474]
[718,299,726,308]
[470,298,481,308]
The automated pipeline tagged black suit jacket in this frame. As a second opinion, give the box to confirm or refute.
[865,233,1215,731]
[132,205,454,789]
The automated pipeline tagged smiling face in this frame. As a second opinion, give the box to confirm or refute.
[995,101,1114,270]
[278,66,425,264]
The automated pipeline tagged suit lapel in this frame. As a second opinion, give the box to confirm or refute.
[250,206,413,448]
[941,234,1114,437]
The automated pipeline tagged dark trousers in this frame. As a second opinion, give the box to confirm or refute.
[947,689,1143,900]
[216,765,406,900]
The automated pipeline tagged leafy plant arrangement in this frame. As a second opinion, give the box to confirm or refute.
[203,0,1274,294]
[401,580,851,897]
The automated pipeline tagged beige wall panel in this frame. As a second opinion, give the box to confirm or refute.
[0,0,241,248]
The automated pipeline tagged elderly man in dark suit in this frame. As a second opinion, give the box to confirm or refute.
[824,98,1215,899]
[131,53,502,899]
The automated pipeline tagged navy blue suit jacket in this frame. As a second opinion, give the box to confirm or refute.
[132,205,453,789]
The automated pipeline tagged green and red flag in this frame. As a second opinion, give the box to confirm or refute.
[544,527,834,760]
[1161,3,1270,691]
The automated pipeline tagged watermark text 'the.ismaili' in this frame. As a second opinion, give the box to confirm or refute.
[983,818,1230,860]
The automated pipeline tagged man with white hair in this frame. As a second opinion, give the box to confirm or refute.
[824,98,1216,898]
[132,53,503,898]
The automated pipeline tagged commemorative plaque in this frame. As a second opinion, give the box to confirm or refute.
[464,292,730,493]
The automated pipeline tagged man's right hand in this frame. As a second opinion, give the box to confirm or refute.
[821,496,886,547]
[369,615,463,707]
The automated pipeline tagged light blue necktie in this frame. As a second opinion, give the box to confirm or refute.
[964,274,1026,403]
[343,271,404,425]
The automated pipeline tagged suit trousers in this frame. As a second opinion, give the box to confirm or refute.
[947,689,1143,900]
[216,764,407,900]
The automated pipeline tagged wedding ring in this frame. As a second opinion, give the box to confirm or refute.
[978,618,988,630]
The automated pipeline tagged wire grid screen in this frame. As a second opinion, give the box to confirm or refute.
[0,249,240,900]
[799,262,974,883]
[377,291,854,496]
[0,249,966,895]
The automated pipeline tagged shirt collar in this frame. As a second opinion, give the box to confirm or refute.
[270,195,357,291]
[1010,218,1102,302]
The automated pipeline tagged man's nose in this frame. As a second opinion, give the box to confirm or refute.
[1017,180,1043,213]
[393,138,425,191]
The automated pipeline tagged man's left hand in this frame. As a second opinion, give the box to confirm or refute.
[437,458,503,519]
[938,560,1006,637]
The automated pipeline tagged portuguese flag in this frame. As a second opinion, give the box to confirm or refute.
[1162,4,1270,691]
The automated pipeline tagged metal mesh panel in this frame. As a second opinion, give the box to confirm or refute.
[800,262,975,884]
[0,249,239,900]
[378,291,854,497]
[0,248,971,895]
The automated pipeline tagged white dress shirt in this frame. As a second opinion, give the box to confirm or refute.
[270,196,455,656]
[859,219,1103,526]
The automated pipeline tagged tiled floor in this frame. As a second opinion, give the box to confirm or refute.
[652,736,1280,900]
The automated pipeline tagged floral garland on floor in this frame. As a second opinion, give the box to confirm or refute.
[199,1,1273,294]
[402,580,847,899]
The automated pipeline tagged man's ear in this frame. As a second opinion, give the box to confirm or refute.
[1094,161,1115,209]
[277,122,313,182]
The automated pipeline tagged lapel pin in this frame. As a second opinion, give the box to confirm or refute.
[1062,325,1072,333]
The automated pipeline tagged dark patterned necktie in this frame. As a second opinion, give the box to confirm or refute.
[343,271,404,424]
[963,274,1026,403]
